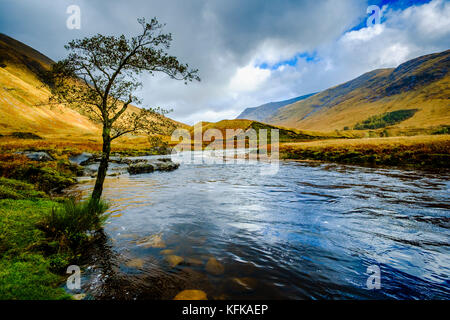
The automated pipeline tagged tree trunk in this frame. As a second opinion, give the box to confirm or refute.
[92,126,111,202]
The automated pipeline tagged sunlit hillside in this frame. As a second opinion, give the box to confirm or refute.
[0,34,185,142]
[188,119,361,144]
[0,33,100,139]
[268,50,450,131]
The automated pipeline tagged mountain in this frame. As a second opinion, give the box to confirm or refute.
[266,50,450,131]
[0,34,185,139]
[236,93,316,122]
[0,33,101,137]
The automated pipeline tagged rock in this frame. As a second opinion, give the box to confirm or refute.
[18,151,54,161]
[136,234,166,248]
[109,156,122,163]
[160,249,175,255]
[69,152,93,165]
[72,293,86,300]
[127,159,179,175]
[125,258,145,269]
[120,158,147,165]
[173,290,207,300]
[128,163,155,174]
[165,255,184,267]
[205,258,225,275]
[186,257,204,266]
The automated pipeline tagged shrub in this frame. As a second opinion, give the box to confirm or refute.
[11,165,76,194]
[432,126,450,135]
[354,109,418,130]
[38,198,109,249]
[10,132,43,140]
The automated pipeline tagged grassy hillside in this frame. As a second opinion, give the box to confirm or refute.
[187,119,359,146]
[279,135,450,168]
[0,33,186,143]
[0,33,100,138]
[267,50,450,132]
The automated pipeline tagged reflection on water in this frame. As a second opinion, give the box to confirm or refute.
[69,154,450,300]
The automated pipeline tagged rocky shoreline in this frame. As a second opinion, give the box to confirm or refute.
[67,152,179,177]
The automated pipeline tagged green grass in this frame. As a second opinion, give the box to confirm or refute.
[0,199,70,299]
[354,109,418,130]
[279,135,450,169]
[0,177,109,299]
[432,125,450,135]
[38,198,109,250]
[10,165,76,194]
[0,253,71,300]
[0,177,46,200]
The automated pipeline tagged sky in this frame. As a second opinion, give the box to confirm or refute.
[0,0,449,125]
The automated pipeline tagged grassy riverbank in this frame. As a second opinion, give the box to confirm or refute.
[0,135,165,158]
[279,135,450,169]
[0,198,71,299]
[0,152,108,299]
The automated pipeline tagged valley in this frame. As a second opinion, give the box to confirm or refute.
[0,32,448,301]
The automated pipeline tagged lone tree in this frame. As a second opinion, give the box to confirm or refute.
[49,18,199,202]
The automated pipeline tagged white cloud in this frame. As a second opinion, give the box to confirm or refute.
[228,64,271,93]
[342,24,384,42]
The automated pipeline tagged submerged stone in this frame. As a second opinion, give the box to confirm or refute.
[125,258,144,269]
[173,289,207,300]
[136,234,166,248]
[165,255,184,267]
[205,257,225,275]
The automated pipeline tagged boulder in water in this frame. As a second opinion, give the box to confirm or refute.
[127,159,179,175]
[165,255,184,267]
[125,258,145,269]
[136,234,166,248]
[69,152,93,165]
[205,257,225,275]
[173,290,207,300]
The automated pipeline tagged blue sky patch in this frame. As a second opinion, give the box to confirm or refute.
[348,0,433,32]
[258,51,319,70]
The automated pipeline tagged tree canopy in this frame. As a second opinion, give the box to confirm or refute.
[49,17,200,140]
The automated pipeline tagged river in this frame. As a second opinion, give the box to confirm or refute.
[68,151,450,299]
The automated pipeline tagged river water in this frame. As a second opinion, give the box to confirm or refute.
[69,151,450,300]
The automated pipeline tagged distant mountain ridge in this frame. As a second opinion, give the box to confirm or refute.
[236,93,316,122]
[265,50,450,131]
